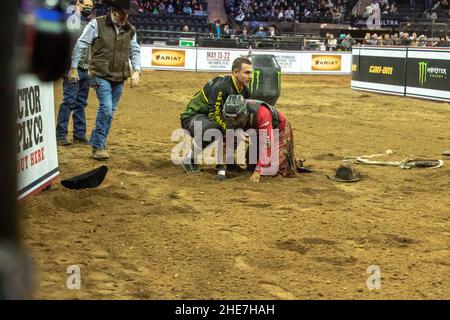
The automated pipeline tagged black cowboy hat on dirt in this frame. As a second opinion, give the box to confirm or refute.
[61,166,108,190]
[327,164,361,183]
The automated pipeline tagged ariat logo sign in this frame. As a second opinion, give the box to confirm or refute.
[152,49,186,67]
[369,66,393,75]
[311,55,341,71]
[352,64,358,72]
[418,61,447,85]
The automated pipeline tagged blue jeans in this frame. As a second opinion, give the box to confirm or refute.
[56,68,89,140]
[89,77,124,149]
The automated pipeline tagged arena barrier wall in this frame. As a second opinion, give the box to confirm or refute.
[141,45,352,74]
[17,74,59,200]
[352,46,450,102]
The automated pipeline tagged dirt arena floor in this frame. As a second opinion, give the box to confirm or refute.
[22,72,450,299]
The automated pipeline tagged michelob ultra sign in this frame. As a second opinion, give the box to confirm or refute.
[152,49,186,67]
[311,55,342,71]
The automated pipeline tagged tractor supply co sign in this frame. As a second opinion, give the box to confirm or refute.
[17,74,59,200]
[311,55,342,71]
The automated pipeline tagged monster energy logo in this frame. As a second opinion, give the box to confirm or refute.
[418,61,447,86]
[419,62,427,85]
[251,70,260,93]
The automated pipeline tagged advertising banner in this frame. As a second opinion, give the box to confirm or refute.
[405,49,450,101]
[351,47,407,95]
[151,49,186,67]
[252,50,303,73]
[17,74,59,200]
[302,52,352,73]
[311,54,342,71]
[141,45,351,74]
[196,48,246,71]
[141,46,197,70]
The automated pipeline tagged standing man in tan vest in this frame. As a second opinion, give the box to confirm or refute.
[69,0,141,160]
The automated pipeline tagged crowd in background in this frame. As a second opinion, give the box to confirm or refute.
[225,0,357,24]
[95,0,210,16]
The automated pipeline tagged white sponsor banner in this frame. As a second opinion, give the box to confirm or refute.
[196,48,247,71]
[140,45,351,74]
[17,74,59,200]
[251,50,303,73]
[141,45,197,70]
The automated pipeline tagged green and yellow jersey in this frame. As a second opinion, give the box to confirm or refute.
[180,75,251,130]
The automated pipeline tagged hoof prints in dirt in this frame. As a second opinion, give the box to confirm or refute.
[313,255,358,266]
[276,238,356,266]
[276,239,309,255]
[354,234,421,248]
[51,187,134,213]
[276,237,338,255]
[313,153,343,161]
[144,204,199,215]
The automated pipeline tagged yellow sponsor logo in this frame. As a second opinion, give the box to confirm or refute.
[311,55,342,71]
[352,64,358,72]
[369,65,393,75]
[152,49,186,67]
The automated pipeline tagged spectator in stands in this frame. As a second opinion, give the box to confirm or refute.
[285,6,295,22]
[277,8,285,21]
[167,3,175,15]
[410,32,419,46]
[341,34,355,50]
[183,1,193,15]
[255,25,267,38]
[438,36,448,47]
[158,1,166,15]
[425,0,432,11]
[328,33,337,50]
[194,4,207,16]
[182,24,189,32]
[430,10,437,23]
[390,2,398,14]
[441,0,449,9]
[268,25,277,38]
[211,19,223,39]
[383,33,394,45]
[392,33,401,45]
[432,0,441,11]
[237,25,250,47]
[223,23,236,38]
[418,34,428,46]
[410,0,416,10]
[363,32,371,45]
[332,7,342,23]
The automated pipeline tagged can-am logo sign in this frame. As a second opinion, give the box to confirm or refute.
[152,49,186,67]
[418,61,447,85]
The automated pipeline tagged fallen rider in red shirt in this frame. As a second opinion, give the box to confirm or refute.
[222,95,303,183]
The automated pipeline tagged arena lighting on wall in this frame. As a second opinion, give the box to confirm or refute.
[21,0,73,81]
